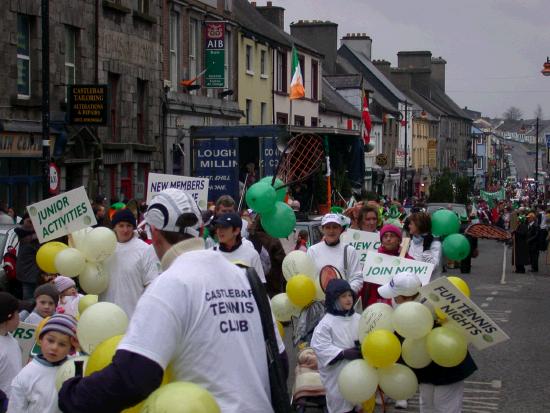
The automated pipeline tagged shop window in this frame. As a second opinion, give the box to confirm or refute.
[294,115,305,126]
[276,112,288,125]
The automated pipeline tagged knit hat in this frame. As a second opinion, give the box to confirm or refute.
[34,284,60,305]
[111,208,137,228]
[54,276,76,294]
[0,292,19,324]
[39,314,78,339]
[380,224,402,240]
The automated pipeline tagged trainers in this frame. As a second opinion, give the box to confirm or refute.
[395,399,408,409]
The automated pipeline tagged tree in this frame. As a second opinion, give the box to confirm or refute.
[534,104,544,120]
[503,106,523,121]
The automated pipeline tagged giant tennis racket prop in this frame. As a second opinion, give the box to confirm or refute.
[319,265,343,293]
[465,224,511,241]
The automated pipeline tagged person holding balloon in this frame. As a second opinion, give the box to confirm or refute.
[406,212,442,278]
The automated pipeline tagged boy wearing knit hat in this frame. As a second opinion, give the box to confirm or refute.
[9,314,78,413]
[23,284,59,325]
[54,276,83,318]
[0,293,23,410]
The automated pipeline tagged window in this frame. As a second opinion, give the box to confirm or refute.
[224,29,231,91]
[294,115,305,126]
[224,0,232,11]
[276,112,288,125]
[136,0,149,13]
[246,45,253,73]
[246,99,252,124]
[17,15,31,98]
[108,72,120,141]
[260,49,267,77]
[189,18,200,81]
[276,50,287,92]
[311,117,318,127]
[476,156,484,170]
[65,26,77,99]
[169,12,179,91]
[311,60,318,100]
[298,54,305,93]
[260,102,267,124]
[137,79,147,143]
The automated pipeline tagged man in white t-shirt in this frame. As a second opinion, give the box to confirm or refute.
[100,209,160,318]
[307,213,363,294]
[58,189,282,413]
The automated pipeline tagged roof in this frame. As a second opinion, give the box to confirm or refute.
[400,88,443,121]
[324,74,363,89]
[428,82,472,121]
[321,78,361,118]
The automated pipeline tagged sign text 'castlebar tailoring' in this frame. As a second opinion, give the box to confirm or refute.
[67,85,109,125]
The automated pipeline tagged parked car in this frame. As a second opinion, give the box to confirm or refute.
[426,203,468,219]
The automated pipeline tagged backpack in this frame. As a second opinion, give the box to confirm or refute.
[3,244,18,280]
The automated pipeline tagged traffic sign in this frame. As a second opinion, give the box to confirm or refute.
[49,163,60,195]
[545,133,550,148]
[375,153,388,166]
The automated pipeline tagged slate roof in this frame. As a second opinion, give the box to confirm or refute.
[321,78,361,118]
[428,82,472,121]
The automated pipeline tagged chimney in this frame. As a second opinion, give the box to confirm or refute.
[341,33,372,60]
[373,59,391,78]
[256,2,285,29]
[431,57,447,91]
[397,51,432,69]
[290,20,338,74]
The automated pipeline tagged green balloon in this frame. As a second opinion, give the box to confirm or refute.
[245,182,276,214]
[431,210,460,237]
[261,201,296,238]
[259,176,287,202]
[442,233,471,261]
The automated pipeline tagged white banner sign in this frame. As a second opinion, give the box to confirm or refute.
[11,322,37,364]
[341,229,381,269]
[146,173,209,209]
[420,278,510,350]
[28,186,96,243]
[362,251,434,286]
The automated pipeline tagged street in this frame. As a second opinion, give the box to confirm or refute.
[508,140,536,181]
[284,239,550,412]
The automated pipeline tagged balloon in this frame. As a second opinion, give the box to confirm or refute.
[442,234,471,261]
[426,327,468,368]
[54,248,86,277]
[337,359,379,404]
[358,303,394,343]
[141,382,220,413]
[286,274,316,308]
[36,242,68,273]
[447,276,471,297]
[392,301,434,339]
[276,321,285,338]
[431,209,460,237]
[270,293,300,322]
[78,294,99,315]
[69,227,93,250]
[361,329,401,368]
[259,176,287,202]
[401,337,432,369]
[80,227,117,262]
[260,201,296,239]
[378,363,418,400]
[77,302,128,354]
[85,335,123,376]
[55,356,89,391]
[35,316,50,343]
[282,250,317,280]
[245,182,276,214]
[79,262,110,295]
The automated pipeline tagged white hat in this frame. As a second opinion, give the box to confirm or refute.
[143,189,203,236]
[377,272,422,299]
[321,213,342,226]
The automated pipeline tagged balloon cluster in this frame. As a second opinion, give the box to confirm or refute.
[431,210,471,261]
[245,177,296,239]
[35,227,117,295]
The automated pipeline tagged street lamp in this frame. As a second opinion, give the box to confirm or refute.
[541,57,550,77]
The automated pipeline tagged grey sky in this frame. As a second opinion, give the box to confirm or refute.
[270,0,550,120]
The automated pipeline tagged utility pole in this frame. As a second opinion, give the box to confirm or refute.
[41,0,50,200]
[404,100,408,199]
[535,117,539,201]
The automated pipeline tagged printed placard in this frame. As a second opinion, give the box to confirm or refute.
[28,187,96,243]
[11,322,37,364]
[146,173,209,210]
[341,229,381,268]
[420,277,510,350]
[362,251,434,286]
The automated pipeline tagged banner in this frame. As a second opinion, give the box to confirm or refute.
[362,251,434,286]
[420,277,510,350]
[146,173,209,210]
[11,322,37,364]
[205,22,225,88]
[480,188,505,207]
[341,229,381,268]
[28,186,96,243]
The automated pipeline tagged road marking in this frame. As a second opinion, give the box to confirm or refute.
[491,291,498,295]
[484,310,510,323]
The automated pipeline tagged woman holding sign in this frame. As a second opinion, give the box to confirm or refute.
[407,212,442,278]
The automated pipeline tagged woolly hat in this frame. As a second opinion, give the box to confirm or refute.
[111,208,137,228]
[34,284,60,305]
[0,292,19,324]
[54,276,76,294]
[380,224,402,240]
[39,314,78,339]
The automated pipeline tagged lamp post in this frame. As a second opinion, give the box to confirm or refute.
[540,57,550,202]
[41,0,50,200]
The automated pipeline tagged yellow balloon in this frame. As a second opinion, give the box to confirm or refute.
[276,321,285,338]
[286,274,316,308]
[36,242,68,273]
[85,335,124,376]
[35,316,51,343]
[78,295,99,315]
[426,327,467,368]
[361,329,401,368]
[448,276,471,297]
[362,395,376,413]
[141,382,220,413]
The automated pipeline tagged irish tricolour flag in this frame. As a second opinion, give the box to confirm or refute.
[290,47,305,100]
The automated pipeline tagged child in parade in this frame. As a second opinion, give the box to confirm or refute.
[294,229,309,252]
[0,293,23,412]
[23,285,58,325]
[8,314,78,413]
[54,277,82,318]
[311,279,362,413]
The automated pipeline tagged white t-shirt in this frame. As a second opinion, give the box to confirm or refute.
[0,334,22,398]
[211,240,266,283]
[307,242,363,293]
[408,236,442,279]
[118,250,273,413]
[100,237,161,318]
[57,294,83,318]
[8,358,60,413]
[311,313,361,413]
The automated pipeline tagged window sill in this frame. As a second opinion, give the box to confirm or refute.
[260,74,268,79]
[10,95,41,108]
[246,70,255,76]
[273,90,288,97]
[132,10,156,24]
[102,0,131,14]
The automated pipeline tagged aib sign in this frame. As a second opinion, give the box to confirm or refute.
[205,22,225,88]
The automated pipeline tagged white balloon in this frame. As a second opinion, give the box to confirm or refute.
[402,337,432,369]
[81,227,117,263]
[270,293,301,322]
[337,359,379,404]
[55,356,89,391]
[392,301,434,339]
[77,302,128,354]
[282,251,317,280]
[79,262,110,295]
[69,227,93,251]
[358,303,394,343]
[378,363,418,400]
[54,248,86,277]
